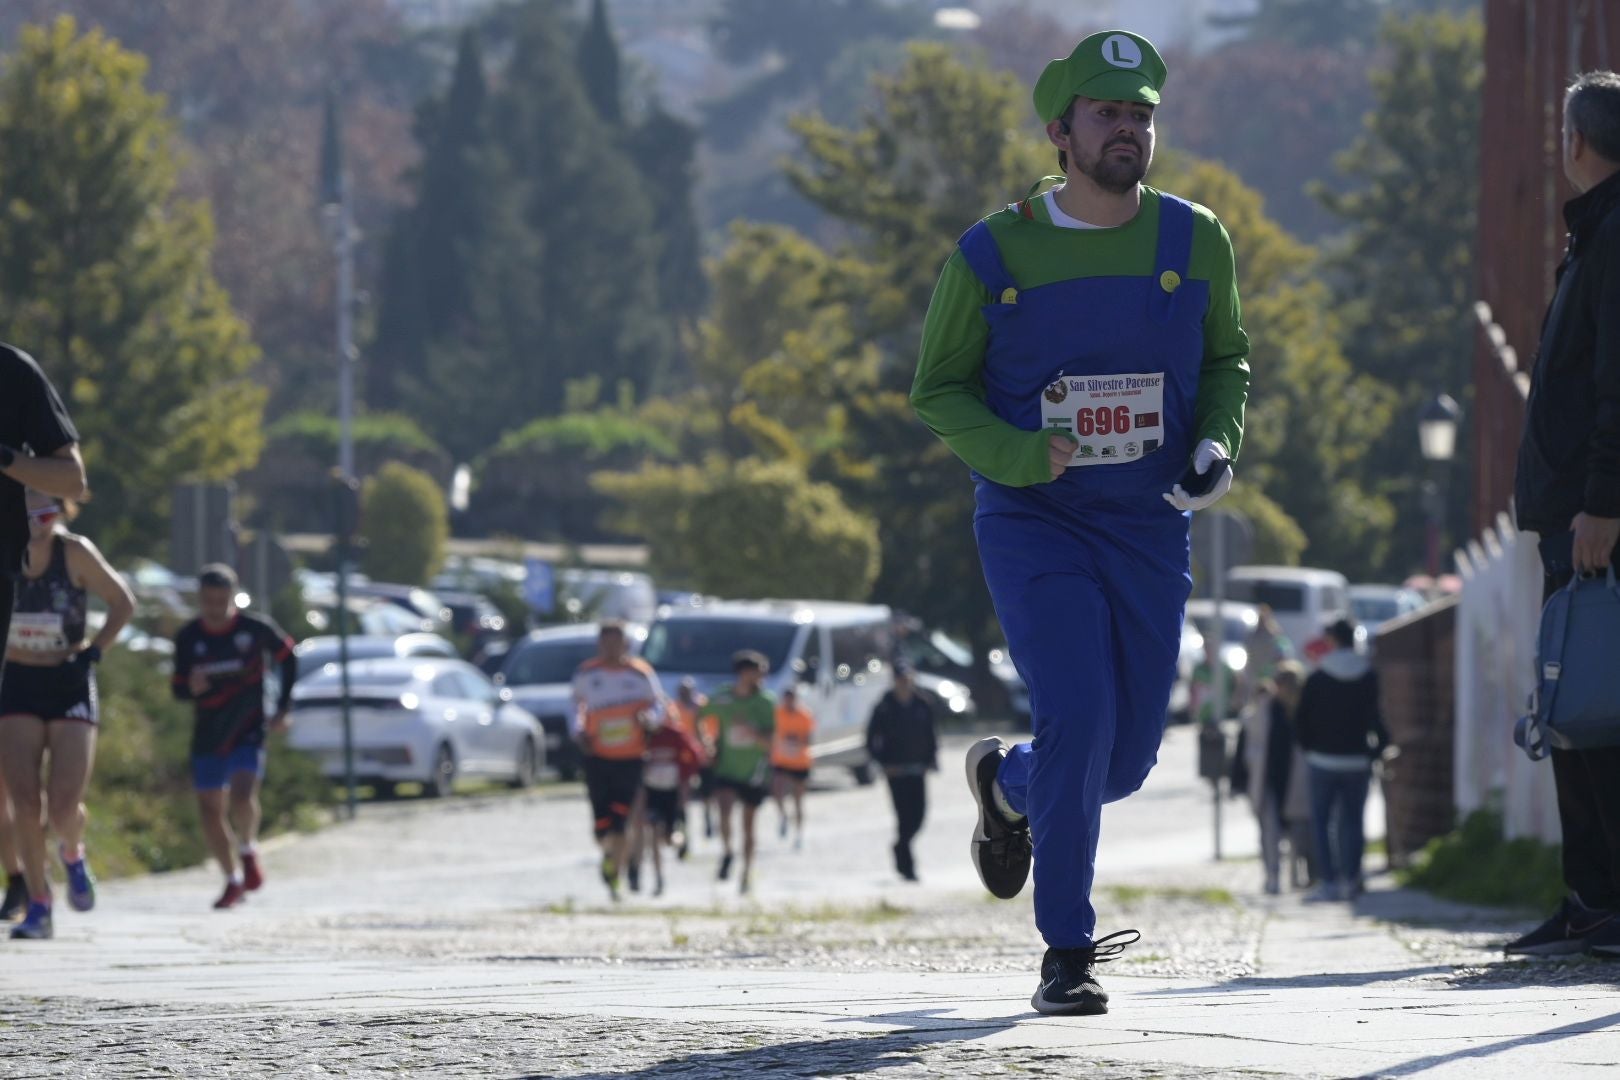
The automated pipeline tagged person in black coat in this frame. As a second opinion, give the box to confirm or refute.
[866,661,938,881]
[1509,71,1620,958]
[1294,619,1389,902]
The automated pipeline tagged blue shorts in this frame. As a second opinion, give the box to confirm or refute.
[192,745,267,791]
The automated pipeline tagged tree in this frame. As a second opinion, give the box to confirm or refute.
[1158,42,1374,240]
[489,0,673,412]
[370,27,491,413]
[0,1,427,425]
[0,17,264,556]
[360,462,448,585]
[1317,11,1483,573]
[595,457,881,601]
[1319,12,1482,399]
[1151,155,1399,575]
[639,103,709,329]
[577,0,622,127]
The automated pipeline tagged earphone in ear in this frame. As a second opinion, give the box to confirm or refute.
[1059,120,1071,134]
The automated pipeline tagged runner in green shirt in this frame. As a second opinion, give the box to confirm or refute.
[698,650,777,895]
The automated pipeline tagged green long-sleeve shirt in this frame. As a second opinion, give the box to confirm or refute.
[910,185,1250,488]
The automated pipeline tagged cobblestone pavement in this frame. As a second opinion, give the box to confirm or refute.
[1,728,1609,1079]
[1,1000,1245,1079]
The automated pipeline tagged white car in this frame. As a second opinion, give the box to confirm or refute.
[1183,599,1261,673]
[293,633,458,684]
[288,657,543,798]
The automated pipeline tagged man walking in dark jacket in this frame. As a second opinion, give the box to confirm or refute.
[1293,619,1389,902]
[866,662,938,882]
[1509,71,1620,957]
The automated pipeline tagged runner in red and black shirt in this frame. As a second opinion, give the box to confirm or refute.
[171,564,297,910]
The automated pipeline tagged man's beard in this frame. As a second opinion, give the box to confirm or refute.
[1078,142,1148,195]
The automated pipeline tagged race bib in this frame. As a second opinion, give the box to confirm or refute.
[596,716,636,749]
[645,762,680,790]
[728,723,757,748]
[1041,372,1165,466]
[8,613,66,653]
[779,736,806,757]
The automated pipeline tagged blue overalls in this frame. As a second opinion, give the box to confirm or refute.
[958,194,1205,948]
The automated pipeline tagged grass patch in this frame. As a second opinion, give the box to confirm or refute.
[1399,809,1563,912]
[1104,884,1237,908]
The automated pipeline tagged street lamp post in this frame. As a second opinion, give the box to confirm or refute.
[1418,393,1462,581]
[320,88,361,820]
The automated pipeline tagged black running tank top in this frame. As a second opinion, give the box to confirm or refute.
[8,536,87,654]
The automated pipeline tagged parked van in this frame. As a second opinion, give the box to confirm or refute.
[1224,566,1351,661]
[643,600,894,783]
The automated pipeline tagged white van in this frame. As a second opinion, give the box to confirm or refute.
[643,600,894,783]
[1224,566,1351,660]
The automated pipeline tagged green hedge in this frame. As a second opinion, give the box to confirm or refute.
[266,411,446,459]
[485,411,679,461]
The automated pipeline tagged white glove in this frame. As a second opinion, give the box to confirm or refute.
[1163,438,1233,512]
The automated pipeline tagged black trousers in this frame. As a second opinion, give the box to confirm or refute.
[887,773,927,856]
[1544,564,1620,907]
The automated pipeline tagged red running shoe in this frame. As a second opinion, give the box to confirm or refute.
[241,853,264,892]
[213,881,247,910]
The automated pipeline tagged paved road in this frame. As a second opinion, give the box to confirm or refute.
[2,727,1615,1079]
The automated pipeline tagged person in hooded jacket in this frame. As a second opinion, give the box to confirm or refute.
[1293,619,1389,902]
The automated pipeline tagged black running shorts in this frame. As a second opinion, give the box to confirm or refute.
[0,660,97,725]
[643,786,682,830]
[712,776,768,808]
[583,756,643,838]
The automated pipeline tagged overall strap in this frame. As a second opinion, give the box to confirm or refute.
[956,221,1019,302]
[1149,194,1195,324]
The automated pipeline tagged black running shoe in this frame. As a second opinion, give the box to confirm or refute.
[1031,930,1140,1016]
[0,874,27,921]
[718,852,733,881]
[965,737,1031,900]
[1504,897,1616,957]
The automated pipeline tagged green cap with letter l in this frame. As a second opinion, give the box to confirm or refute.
[1033,30,1167,122]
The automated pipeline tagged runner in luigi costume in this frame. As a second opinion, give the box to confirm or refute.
[911,30,1250,1015]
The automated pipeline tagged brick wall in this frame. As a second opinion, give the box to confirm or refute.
[1374,598,1459,866]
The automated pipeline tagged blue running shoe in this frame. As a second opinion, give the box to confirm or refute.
[63,856,96,913]
[10,902,52,940]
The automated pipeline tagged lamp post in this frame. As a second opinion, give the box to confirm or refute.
[1418,394,1462,581]
[320,88,361,820]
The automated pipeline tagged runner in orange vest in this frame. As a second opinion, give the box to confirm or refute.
[770,686,815,850]
[571,620,665,901]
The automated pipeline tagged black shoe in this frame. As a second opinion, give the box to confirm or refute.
[627,862,641,894]
[1031,930,1140,1016]
[1588,917,1620,958]
[965,737,1031,900]
[0,874,27,921]
[718,853,733,881]
[1504,897,1616,957]
[894,842,917,882]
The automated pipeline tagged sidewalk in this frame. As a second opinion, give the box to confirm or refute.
[1,728,1613,1078]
